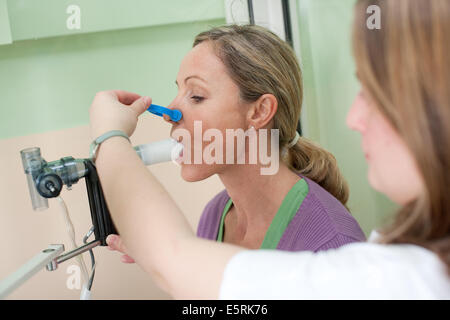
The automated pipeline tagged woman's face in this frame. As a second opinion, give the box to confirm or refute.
[346,87,423,205]
[169,41,248,181]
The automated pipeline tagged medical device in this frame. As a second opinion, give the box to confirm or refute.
[0,137,183,299]
[148,104,182,122]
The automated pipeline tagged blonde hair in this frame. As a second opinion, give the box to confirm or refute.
[194,25,349,206]
[353,0,450,273]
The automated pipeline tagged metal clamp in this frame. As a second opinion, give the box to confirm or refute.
[0,239,101,299]
[46,239,101,271]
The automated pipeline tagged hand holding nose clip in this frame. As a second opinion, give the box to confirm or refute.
[147,104,182,122]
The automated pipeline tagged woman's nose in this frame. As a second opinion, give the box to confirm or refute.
[163,99,183,125]
[346,92,366,133]
[162,114,176,124]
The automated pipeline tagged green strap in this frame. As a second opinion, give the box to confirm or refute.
[89,130,130,161]
[216,178,309,248]
[217,198,233,242]
[260,178,309,249]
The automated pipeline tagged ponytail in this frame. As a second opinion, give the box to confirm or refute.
[285,137,350,208]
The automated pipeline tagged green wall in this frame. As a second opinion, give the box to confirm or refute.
[296,0,397,235]
[0,0,395,235]
[0,0,225,139]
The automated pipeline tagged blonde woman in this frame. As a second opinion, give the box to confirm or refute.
[90,0,450,298]
[105,24,365,257]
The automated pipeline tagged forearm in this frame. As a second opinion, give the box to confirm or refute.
[95,137,193,284]
[94,136,242,298]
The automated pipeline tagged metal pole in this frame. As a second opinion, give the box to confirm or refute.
[0,244,64,299]
[247,0,255,25]
[0,239,101,299]
[55,240,101,266]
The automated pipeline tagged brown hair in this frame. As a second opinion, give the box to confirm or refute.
[353,0,450,273]
[193,25,349,207]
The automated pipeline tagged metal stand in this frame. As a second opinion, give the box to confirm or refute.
[0,240,100,299]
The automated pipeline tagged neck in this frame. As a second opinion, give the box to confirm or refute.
[218,162,300,234]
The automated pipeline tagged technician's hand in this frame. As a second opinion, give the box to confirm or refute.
[89,90,152,139]
[106,234,135,264]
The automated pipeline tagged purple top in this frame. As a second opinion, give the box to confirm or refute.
[197,176,366,252]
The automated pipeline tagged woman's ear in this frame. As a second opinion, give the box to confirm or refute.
[246,94,278,129]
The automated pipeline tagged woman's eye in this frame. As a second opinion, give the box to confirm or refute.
[191,96,204,103]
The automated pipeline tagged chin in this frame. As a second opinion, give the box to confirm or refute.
[367,167,390,199]
[180,164,216,182]
[367,167,379,190]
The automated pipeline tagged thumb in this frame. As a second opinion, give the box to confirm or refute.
[130,96,152,116]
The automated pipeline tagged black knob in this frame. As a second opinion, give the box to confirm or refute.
[36,173,63,198]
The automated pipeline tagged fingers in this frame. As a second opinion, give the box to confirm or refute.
[106,234,136,263]
[106,234,127,254]
[111,90,142,105]
[103,90,152,116]
[130,96,152,116]
[120,255,135,263]
[93,90,152,114]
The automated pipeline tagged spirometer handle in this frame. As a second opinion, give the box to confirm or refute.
[82,138,183,245]
[84,159,117,246]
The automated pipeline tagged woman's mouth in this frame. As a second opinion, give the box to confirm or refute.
[175,148,184,165]
[173,141,184,164]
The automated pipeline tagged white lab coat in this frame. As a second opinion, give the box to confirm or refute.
[219,231,450,299]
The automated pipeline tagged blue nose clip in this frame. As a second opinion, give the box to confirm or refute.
[147,104,182,122]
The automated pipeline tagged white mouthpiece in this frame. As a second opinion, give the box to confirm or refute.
[134,138,183,166]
